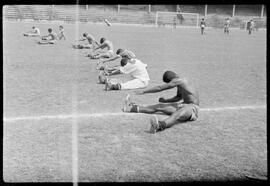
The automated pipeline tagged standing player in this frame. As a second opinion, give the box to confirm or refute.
[200,18,206,35]
[224,18,230,34]
[58,25,66,40]
[72,33,99,49]
[123,70,199,134]
[103,58,150,91]
[38,28,58,44]
[23,26,40,37]
[88,38,114,59]
[173,17,177,29]
[247,19,255,35]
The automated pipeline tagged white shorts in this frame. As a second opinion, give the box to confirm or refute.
[120,79,148,90]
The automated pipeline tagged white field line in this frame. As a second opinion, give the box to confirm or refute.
[3,105,266,122]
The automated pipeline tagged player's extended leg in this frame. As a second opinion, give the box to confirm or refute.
[23,33,40,37]
[120,79,148,90]
[122,94,178,114]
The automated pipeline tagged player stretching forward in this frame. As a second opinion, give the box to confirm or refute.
[88,38,114,59]
[123,70,199,134]
[38,28,58,44]
[200,18,206,35]
[224,18,230,34]
[97,48,136,69]
[72,33,99,49]
[103,58,150,91]
[58,25,66,40]
[23,26,40,37]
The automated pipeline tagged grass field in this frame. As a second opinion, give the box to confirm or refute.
[3,21,267,182]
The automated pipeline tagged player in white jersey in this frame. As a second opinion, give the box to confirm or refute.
[88,38,114,59]
[72,33,99,49]
[23,26,40,37]
[38,28,58,44]
[103,58,150,91]
[58,25,66,40]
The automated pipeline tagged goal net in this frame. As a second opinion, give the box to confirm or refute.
[155,11,199,28]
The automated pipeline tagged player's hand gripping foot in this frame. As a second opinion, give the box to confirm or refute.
[149,115,161,134]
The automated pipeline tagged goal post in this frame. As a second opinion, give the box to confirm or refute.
[155,11,200,28]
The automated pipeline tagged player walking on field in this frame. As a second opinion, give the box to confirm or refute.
[38,28,58,44]
[200,18,206,35]
[247,19,254,35]
[23,26,40,37]
[103,58,150,91]
[72,33,99,49]
[123,71,199,134]
[88,38,114,59]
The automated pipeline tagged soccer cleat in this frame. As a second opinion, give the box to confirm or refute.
[149,115,160,134]
[104,77,110,91]
[122,94,131,112]
[122,94,137,112]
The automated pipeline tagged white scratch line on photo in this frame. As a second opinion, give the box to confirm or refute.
[4,105,266,122]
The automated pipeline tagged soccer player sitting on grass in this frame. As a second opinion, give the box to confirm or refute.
[97,48,136,70]
[122,71,199,134]
[23,26,41,37]
[72,33,99,49]
[38,28,58,44]
[101,58,150,91]
[58,25,66,40]
[87,38,114,59]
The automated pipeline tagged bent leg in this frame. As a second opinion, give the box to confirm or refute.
[162,104,194,128]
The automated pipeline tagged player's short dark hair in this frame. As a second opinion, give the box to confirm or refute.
[120,58,129,67]
[48,28,52,32]
[59,25,63,28]
[83,33,87,37]
[116,49,124,55]
[32,26,35,29]
[100,38,106,44]
[163,71,179,83]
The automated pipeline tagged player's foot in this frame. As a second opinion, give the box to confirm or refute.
[122,94,131,112]
[149,115,161,134]
[122,94,137,112]
[105,77,111,91]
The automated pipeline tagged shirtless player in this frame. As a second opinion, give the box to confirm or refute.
[88,38,114,59]
[38,28,58,44]
[123,70,199,134]
[72,33,99,49]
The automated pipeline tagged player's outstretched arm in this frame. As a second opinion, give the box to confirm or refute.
[102,55,120,63]
[159,95,182,103]
[137,81,178,95]
[95,41,100,46]
[108,69,121,76]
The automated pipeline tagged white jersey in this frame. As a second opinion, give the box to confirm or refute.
[120,59,150,82]
[34,28,40,35]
